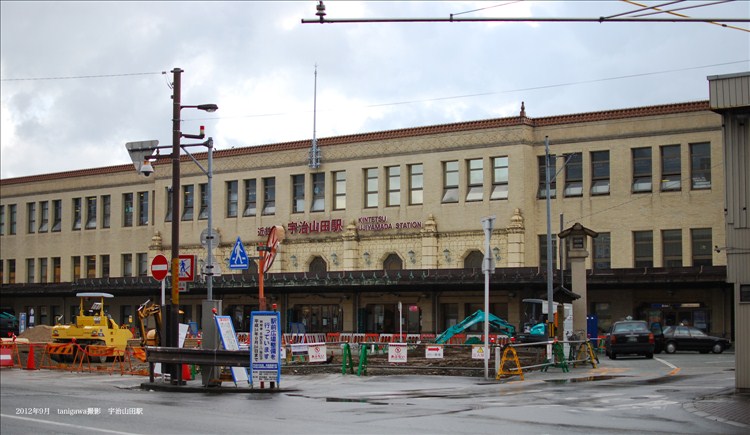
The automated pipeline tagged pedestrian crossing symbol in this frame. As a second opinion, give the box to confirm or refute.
[229,237,249,270]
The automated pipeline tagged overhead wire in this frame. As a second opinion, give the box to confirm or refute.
[619,0,749,32]
[0,71,164,82]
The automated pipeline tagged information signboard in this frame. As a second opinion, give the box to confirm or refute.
[214,315,249,385]
[388,342,408,363]
[250,311,281,387]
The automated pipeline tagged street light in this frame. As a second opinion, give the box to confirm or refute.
[126,67,217,384]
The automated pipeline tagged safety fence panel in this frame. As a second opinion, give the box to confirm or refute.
[39,343,80,370]
[75,345,129,375]
[0,341,22,368]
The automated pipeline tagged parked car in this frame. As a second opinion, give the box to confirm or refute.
[605,320,655,359]
[661,325,731,354]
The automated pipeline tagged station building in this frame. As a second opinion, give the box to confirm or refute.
[0,100,733,340]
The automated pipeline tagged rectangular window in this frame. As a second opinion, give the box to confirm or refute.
[539,235,558,270]
[52,200,62,232]
[409,164,423,205]
[466,159,484,201]
[101,195,111,228]
[8,259,15,283]
[365,168,378,208]
[26,258,35,283]
[85,255,96,278]
[661,145,681,191]
[165,188,173,222]
[9,204,17,235]
[333,171,346,210]
[690,142,711,190]
[633,230,653,268]
[244,179,257,216]
[39,201,49,232]
[491,156,509,200]
[442,161,459,203]
[593,232,611,270]
[226,181,238,217]
[27,202,36,233]
[72,198,82,230]
[137,253,148,276]
[52,257,62,282]
[122,254,133,278]
[662,229,682,267]
[538,155,556,199]
[591,151,610,195]
[0,204,4,235]
[72,256,81,280]
[311,173,325,212]
[100,254,110,278]
[691,228,712,266]
[182,185,194,220]
[564,153,583,197]
[262,177,276,215]
[123,193,133,227]
[40,258,48,283]
[292,174,305,213]
[138,191,149,225]
[632,147,652,193]
[386,166,401,206]
[85,197,97,229]
[52,257,61,283]
[198,184,208,220]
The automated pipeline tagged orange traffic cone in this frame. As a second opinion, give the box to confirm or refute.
[182,364,192,381]
[24,344,37,370]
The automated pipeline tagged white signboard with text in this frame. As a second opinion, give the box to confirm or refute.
[425,344,444,359]
[388,343,408,363]
[250,311,281,387]
[307,343,327,363]
[215,315,249,385]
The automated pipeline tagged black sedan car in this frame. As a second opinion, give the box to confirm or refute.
[605,320,655,359]
[661,325,731,354]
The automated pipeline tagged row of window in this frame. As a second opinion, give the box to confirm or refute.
[0,252,148,284]
[539,228,713,270]
[0,227,711,284]
[0,192,152,235]
[0,142,711,236]
[537,143,711,198]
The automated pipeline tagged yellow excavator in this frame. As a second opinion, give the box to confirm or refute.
[51,292,134,362]
[136,299,163,347]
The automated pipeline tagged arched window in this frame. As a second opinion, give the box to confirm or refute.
[309,256,327,274]
[464,250,483,269]
[383,253,403,271]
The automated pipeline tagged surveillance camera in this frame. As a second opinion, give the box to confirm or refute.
[140,161,154,177]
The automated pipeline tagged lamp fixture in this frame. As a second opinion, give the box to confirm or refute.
[363,252,371,266]
[408,250,416,264]
[443,249,451,263]
[290,255,298,267]
[331,252,338,265]
[493,247,501,261]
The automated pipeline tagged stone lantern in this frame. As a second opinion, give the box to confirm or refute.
[558,223,598,334]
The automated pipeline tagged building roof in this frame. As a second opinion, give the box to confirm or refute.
[1,100,711,186]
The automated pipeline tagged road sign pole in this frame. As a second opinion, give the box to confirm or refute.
[259,248,266,311]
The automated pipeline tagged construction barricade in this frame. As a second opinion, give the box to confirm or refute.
[0,340,23,368]
[74,345,130,375]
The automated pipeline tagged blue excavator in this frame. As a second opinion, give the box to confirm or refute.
[434,310,515,344]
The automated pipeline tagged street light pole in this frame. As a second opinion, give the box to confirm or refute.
[168,67,183,382]
[545,136,554,341]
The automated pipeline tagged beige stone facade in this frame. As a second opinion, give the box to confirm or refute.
[0,101,732,339]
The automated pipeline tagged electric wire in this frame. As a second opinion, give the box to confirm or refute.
[0,71,165,82]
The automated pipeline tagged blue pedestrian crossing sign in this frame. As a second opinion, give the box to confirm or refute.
[229,237,249,270]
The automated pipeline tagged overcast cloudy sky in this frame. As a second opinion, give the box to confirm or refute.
[1,1,748,179]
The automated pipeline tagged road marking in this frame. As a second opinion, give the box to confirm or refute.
[0,414,138,434]
[655,356,681,375]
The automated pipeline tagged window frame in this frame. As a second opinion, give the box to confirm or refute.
[633,230,654,268]
[73,198,82,230]
[244,179,257,217]
[660,144,681,191]
[466,158,484,202]
[86,196,97,229]
[138,191,149,225]
[311,172,325,212]
[226,180,238,218]
[386,166,401,207]
[491,156,509,200]
[662,229,683,268]
[27,202,37,233]
[123,193,133,227]
[442,160,459,203]
[563,153,583,197]
[537,155,556,199]
[409,164,423,205]
[691,228,712,266]
[632,147,652,193]
[333,170,346,210]
[182,185,194,221]
[690,142,711,190]
[591,150,610,196]
[262,177,276,215]
[365,168,379,208]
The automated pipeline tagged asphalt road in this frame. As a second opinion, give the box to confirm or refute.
[1,351,744,435]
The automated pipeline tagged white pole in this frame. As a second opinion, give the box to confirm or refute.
[481,215,496,380]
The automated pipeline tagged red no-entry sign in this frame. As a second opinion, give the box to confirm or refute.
[151,254,169,281]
